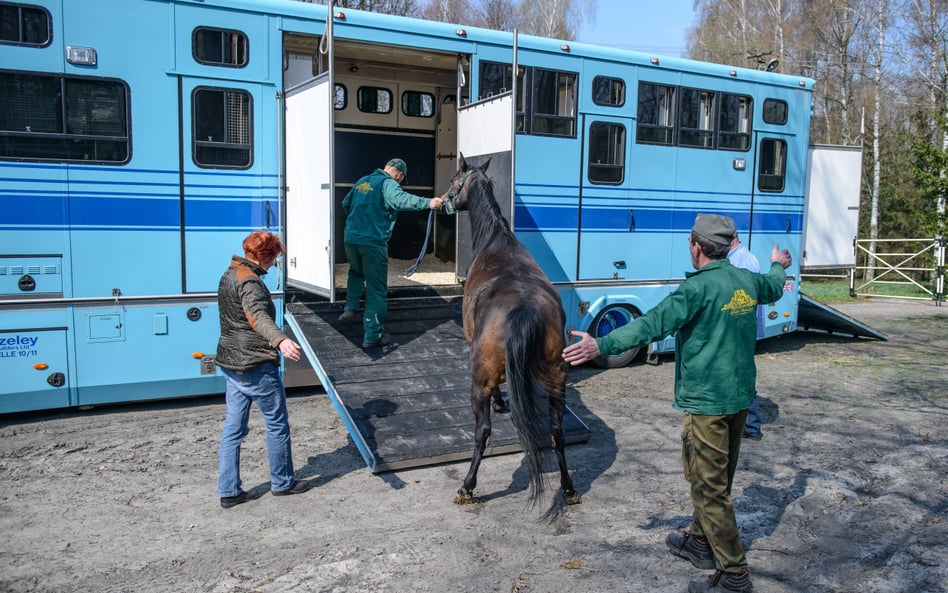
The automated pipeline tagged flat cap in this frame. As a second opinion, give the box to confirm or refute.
[692,214,736,246]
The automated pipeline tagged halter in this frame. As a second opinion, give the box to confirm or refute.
[446,169,475,200]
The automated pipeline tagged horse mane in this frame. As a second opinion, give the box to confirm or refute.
[466,171,515,256]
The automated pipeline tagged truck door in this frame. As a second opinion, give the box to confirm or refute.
[455,92,515,278]
[285,75,335,299]
[577,114,669,281]
[178,77,278,294]
[751,131,802,335]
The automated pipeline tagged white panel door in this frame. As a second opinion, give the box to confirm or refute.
[285,75,334,299]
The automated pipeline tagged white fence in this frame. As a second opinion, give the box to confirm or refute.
[850,238,945,304]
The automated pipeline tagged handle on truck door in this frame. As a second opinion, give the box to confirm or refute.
[629,209,636,232]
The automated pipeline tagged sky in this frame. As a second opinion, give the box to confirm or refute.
[575,0,697,57]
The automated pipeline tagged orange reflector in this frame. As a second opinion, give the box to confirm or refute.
[784,312,790,317]
[192,352,204,359]
[33,363,49,370]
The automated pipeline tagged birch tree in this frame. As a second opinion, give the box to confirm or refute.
[864,0,889,281]
[304,0,422,16]
[476,0,521,31]
[420,0,474,23]
[518,0,593,40]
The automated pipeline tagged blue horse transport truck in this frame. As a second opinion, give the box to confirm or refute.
[3,0,868,419]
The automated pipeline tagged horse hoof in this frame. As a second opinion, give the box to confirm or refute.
[564,491,582,505]
[491,401,507,413]
[454,488,478,505]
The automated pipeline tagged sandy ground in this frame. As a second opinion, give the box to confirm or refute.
[334,255,458,289]
[1,299,945,593]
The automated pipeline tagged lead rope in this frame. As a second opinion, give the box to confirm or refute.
[404,171,471,277]
[404,209,435,277]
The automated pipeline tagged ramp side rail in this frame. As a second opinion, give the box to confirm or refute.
[284,311,378,472]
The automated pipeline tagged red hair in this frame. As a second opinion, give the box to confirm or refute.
[242,230,285,262]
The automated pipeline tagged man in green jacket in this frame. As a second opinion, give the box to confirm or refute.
[340,158,445,348]
[563,214,792,593]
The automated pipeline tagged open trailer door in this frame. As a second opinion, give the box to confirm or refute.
[802,144,863,272]
[456,42,517,279]
[285,74,335,300]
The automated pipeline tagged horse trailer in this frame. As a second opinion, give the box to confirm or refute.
[2,0,838,416]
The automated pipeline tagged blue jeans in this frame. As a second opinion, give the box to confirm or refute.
[744,396,762,437]
[218,364,295,496]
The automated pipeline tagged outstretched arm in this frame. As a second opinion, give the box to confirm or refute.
[563,330,601,366]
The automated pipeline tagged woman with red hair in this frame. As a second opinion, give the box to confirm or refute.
[215,230,310,508]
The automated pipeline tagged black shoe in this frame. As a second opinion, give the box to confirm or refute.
[220,490,262,509]
[666,530,715,569]
[362,333,391,348]
[339,310,358,323]
[742,431,763,441]
[272,479,312,497]
[689,570,754,592]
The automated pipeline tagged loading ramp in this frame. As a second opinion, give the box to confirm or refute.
[284,293,592,473]
[797,294,888,340]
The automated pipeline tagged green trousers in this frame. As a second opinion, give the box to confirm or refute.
[344,242,388,343]
[681,410,749,573]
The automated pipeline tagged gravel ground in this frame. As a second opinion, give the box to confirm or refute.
[0,298,945,593]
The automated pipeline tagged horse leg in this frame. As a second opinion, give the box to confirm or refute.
[455,386,493,504]
[491,386,506,413]
[549,393,581,505]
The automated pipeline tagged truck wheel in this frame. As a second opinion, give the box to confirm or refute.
[591,305,641,368]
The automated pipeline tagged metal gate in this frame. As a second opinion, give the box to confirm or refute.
[850,238,945,304]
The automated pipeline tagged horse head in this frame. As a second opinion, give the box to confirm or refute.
[447,153,491,212]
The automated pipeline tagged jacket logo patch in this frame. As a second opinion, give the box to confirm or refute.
[721,289,757,315]
[355,181,373,194]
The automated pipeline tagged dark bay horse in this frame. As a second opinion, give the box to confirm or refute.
[447,154,581,506]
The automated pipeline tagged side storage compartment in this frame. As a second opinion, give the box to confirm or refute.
[0,326,72,413]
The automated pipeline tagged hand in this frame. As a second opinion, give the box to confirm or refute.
[429,197,444,210]
[562,330,601,366]
[770,244,792,269]
[277,338,301,362]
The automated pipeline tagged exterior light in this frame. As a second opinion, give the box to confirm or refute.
[651,57,660,65]
[730,70,737,77]
[192,352,205,359]
[335,11,345,19]
[560,44,570,52]
[456,29,467,37]
[33,363,49,370]
[66,46,97,66]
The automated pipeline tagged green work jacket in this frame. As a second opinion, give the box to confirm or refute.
[342,168,431,247]
[597,259,787,415]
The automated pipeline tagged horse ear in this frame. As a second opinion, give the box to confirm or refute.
[459,153,469,172]
[480,157,491,174]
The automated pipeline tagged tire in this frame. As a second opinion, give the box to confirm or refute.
[590,304,641,368]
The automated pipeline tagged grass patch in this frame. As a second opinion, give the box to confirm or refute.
[801,278,937,304]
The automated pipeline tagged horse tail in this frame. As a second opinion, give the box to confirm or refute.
[506,304,551,504]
